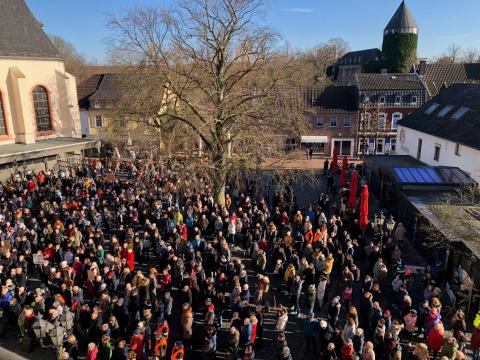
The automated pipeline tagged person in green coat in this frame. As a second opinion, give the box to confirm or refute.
[98,335,113,360]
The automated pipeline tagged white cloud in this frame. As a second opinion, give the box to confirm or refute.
[283,8,314,13]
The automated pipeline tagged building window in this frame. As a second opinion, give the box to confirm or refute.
[416,138,422,159]
[392,112,402,129]
[425,103,440,115]
[95,115,104,128]
[285,138,298,152]
[361,112,371,129]
[0,92,6,135]
[411,96,417,105]
[395,95,402,105]
[330,116,337,127]
[344,116,351,128]
[316,117,323,128]
[378,113,387,130]
[455,143,461,156]
[379,96,386,104]
[32,86,52,132]
[434,144,441,161]
[451,107,469,120]
[376,138,384,154]
[437,105,454,118]
[390,138,397,152]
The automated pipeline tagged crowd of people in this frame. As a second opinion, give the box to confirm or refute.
[0,159,478,360]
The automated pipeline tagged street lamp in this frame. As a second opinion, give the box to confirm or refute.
[32,317,54,346]
[379,211,385,227]
[386,214,395,236]
[59,310,74,333]
[49,325,65,360]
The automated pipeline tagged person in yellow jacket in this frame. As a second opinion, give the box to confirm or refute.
[284,263,296,294]
[474,311,480,328]
[323,253,334,274]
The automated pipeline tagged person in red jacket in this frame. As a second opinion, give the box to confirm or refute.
[427,322,445,356]
[125,248,135,271]
[43,243,55,261]
[86,342,99,360]
[130,329,144,359]
[471,324,480,360]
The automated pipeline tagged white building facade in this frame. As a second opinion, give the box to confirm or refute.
[396,125,480,184]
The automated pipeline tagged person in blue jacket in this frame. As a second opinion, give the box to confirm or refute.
[303,312,320,355]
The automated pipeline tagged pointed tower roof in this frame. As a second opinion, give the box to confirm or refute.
[0,0,60,58]
[384,1,418,35]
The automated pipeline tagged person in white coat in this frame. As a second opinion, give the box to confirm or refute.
[394,223,407,247]
[276,307,289,332]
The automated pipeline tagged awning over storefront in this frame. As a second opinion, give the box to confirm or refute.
[300,136,328,144]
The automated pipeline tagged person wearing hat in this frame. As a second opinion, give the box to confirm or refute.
[404,309,418,345]
[328,296,341,328]
[171,341,184,360]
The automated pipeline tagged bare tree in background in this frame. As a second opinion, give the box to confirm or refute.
[107,0,308,204]
[50,35,90,82]
[291,38,349,86]
[463,48,480,63]
[435,43,463,64]
[418,184,480,251]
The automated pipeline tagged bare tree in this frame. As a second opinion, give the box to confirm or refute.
[463,48,480,63]
[291,38,349,86]
[107,0,307,204]
[50,35,89,82]
[418,184,480,251]
[435,44,463,64]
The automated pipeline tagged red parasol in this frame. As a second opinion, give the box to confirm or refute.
[359,185,369,230]
[349,171,358,208]
[340,156,348,187]
[330,147,338,175]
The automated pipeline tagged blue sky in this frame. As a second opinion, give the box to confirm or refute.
[26,0,480,64]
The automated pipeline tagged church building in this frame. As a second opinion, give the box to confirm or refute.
[0,0,94,180]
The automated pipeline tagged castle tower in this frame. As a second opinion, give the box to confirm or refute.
[382,1,418,73]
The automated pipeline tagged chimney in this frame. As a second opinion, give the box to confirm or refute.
[419,58,428,75]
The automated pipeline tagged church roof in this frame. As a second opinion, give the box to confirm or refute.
[385,1,418,32]
[0,0,60,59]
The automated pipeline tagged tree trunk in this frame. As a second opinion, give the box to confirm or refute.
[212,154,227,205]
[213,168,227,205]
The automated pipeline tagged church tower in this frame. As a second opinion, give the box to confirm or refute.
[382,1,418,73]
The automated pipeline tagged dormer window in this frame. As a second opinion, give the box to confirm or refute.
[425,103,439,115]
[437,105,454,118]
[411,96,417,105]
[451,107,469,120]
[379,96,386,105]
[395,95,402,105]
